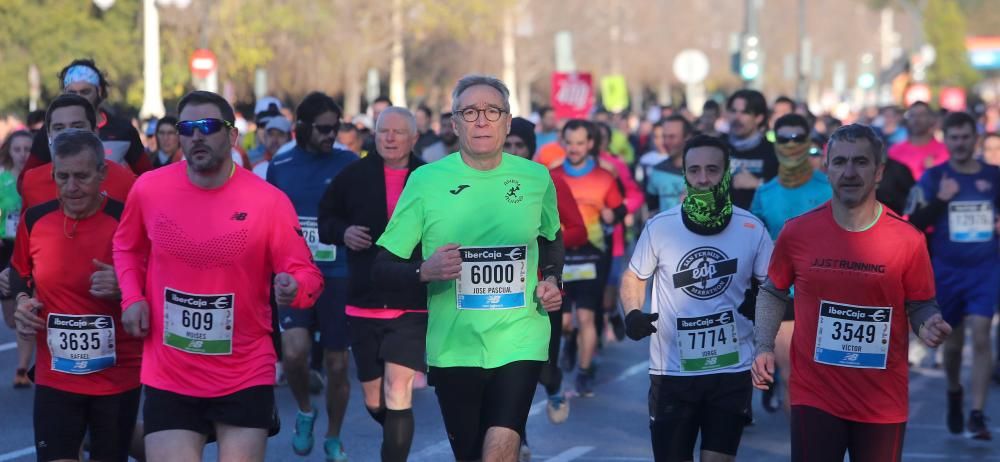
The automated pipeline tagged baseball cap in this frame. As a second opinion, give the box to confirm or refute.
[254,97,283,117]
[265,117,291,133]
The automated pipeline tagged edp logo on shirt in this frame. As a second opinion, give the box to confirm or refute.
[672,247,738,300]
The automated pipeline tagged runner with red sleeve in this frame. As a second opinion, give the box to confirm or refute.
[11,130,142,462]
[753,124,951,462]
[113,91,323,462]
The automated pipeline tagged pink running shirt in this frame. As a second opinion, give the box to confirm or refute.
[113,162,323,398]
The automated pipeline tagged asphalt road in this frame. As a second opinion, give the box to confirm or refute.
[0,324,998,461]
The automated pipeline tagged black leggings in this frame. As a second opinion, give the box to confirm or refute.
[791,405,906,462]
[538,310,562,395]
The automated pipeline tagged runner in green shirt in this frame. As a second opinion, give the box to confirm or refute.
[375,74,564,462]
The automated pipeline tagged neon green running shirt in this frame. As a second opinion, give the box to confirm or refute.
[378,153,560,368]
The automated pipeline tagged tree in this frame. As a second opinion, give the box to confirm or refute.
[0,0,141,115]
[923,0,980,88]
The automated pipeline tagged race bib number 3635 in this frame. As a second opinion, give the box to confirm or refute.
[814,301,891,369]
[456,245,527,310]
[675,310,740,372]
[164,288,234,355]
[47,314,116,374]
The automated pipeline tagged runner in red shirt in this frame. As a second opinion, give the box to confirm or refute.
[113,91,323,461]
[19,94,136,208]
[11,130,142,462]
[753,124,951,462]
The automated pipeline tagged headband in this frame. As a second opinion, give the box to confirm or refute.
[63,65,101,88]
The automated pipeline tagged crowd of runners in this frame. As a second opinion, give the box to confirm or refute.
[0,57,998,462]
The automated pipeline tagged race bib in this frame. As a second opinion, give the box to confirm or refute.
[814,301,891,369]
[563,262,597,282]
[47,314,116,374]
[299,216,336,262]
[948,201,994,243]
[456,245,527,310]
[163,288,234,355]
[675,310,740,372]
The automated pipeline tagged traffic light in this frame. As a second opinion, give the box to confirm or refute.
[740,35,761,82]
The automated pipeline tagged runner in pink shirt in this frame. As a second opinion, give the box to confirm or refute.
[114,91,323,462]
[888,101,949,181]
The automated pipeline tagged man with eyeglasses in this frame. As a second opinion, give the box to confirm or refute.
[374,75,564,462]
[114,90,324,462]
[266,92,358,461]
[749,113,831,413]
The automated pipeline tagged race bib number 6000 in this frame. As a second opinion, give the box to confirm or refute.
[675,310,740,372]
[456,245,527,309]
[814,301,891,369]
[164,288,234,355]
[47,314,116,374]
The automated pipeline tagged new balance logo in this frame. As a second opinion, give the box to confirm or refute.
[449,185,471,195]
[231,212,248,221]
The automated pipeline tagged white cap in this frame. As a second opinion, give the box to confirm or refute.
[265,117,291,133]
[254,96,283,117]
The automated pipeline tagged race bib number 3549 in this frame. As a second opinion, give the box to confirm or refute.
[164,288,234,355]
[456,245,527,309]
[814,301,891,369]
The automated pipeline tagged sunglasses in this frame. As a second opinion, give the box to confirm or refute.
[313,123,339,135]
[775,133,808,145]
[176,118,234,136]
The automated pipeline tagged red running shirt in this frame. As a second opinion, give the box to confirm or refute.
[12,199,142,395]
[113,162,323,398]
[769,202,934,423]
[20,159,135,209]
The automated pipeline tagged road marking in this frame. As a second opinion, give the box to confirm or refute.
[545,446,594,461]
[0,446,34,462]
[908,423,1000,433]
[0,342,16,353]
[901,454,1000,460]
[613,360,649,382]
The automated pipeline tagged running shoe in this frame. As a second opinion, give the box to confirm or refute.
[292,408,317,455]
[12,368,31,389]
[519,440,531,461]
[609,313,626,341]
[309,369,325,395]
[324,436,348,462]
[575,371,595,398]
[547,393,570,424]
[966,411,991,441]
[761,375,779,413]
[947,387,964,435]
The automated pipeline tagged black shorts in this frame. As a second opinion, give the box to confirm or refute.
[143,385,278,437]
[429,360,543,461]
[279,277,349,351]
[350,312,428,383]
[648,371,752,461]
[791,405,906,462]
[34,385,141,462]
[562,245,608,313]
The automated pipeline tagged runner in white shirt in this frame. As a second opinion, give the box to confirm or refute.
[620,135,773,462]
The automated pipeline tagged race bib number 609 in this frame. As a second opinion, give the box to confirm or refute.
[164,288,234,355]
[456,245,527,309]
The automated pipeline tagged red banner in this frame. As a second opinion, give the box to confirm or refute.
[551,72,594,120]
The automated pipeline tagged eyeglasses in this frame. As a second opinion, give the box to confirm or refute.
[775,133,808,145]
[504,141,526,149]
[312,123,339,135]
[459,107,507,123]
[176,118,233,136]
[809,146,822,157]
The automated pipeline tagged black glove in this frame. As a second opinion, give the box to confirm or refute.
[625,310,659,341]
